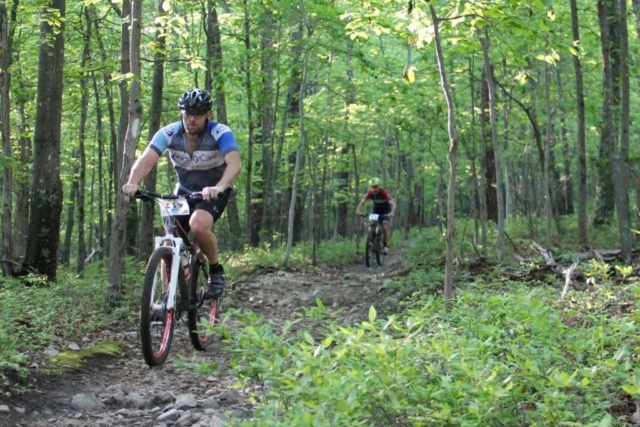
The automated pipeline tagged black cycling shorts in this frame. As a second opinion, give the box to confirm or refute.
[172,187,232,235]
[371,212,392,224]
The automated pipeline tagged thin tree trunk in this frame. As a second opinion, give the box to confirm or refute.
[428,4,458,300]
[569,0,588,247]
[543,62,554,249]
[479,30,505,261]
[107,0,142,307]
[15,92,30,263]
[0,1,14,275]
[283,0,310,266]
[137,0,166,262]
[556,65,574,216]
[61,169,78,265]
[92,16,118,256]
[90,70,105,259]
[76,7,91,273]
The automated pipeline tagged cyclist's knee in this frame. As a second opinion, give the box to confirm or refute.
[189,219,211,236]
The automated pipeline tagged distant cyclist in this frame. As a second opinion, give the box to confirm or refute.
[123,88,242,301]
[355,177,396,254]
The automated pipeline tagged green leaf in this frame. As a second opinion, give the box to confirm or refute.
[598,414,612,427]
[368,305,377,323]
[303,332,314,345]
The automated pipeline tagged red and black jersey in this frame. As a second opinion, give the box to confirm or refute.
[363,188,393,214]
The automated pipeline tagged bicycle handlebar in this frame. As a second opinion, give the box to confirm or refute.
[133,189,204,202]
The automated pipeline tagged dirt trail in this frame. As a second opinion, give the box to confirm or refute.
[1,251,406,427]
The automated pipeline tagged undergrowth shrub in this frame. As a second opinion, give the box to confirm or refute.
[0,259,141,395]
[220,282,640,426]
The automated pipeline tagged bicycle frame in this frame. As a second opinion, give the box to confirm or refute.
[154,234,184,312]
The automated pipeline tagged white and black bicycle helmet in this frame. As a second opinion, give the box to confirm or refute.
[177,88,213,111]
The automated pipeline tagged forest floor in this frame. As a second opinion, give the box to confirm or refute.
[0,249,408,427]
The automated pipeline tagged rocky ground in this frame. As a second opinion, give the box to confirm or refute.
[0,251,407,427]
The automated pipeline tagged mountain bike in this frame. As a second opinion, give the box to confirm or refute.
[132,190,220,367]
[362,213,386,267]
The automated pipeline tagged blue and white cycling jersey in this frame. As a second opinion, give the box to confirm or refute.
[149,120,240,193]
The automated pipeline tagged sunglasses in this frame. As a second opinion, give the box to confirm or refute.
[183,110,208,118]
[371,185,379,189]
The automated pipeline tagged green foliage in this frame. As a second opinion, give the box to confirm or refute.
[227,239,362,275]
[211,280,640,426]
[0,259,140,395]
[583,259,613,285]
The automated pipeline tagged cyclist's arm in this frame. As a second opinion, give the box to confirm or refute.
[388,198,397,216]
[216,151,242,191]
[123,147,161,194]
[355,197,368,214]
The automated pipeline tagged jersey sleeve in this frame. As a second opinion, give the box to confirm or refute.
[149,123,180,155]
[380,189,392,200]
[211,123,240,156]
[363,190,373,200]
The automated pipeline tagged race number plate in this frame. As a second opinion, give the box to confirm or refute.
[369,214,379,221]
[158,197,190,217]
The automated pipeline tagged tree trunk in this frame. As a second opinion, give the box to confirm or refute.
[61,169,78,265]
[137,0,166,263]
[480,30,505,260]
[90,69,105,259]
[255,8,276,248]
[106,0,142,307]
[205,0,241,249]
[76,7,91,273]
[543,62,554,249]
[598,0,632,261]
[25,0,66,280]
[556,65,574,216]
[593,0,620,227]
[283,0,310,266]
[92,15,119,257]
[428,4,458,300]
[0,1,14,275]
[14,93,30,264]
[569,0,588,247]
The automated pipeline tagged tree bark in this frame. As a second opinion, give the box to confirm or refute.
[479,30,505,260]
[76,6,91,273]
[283,0,310,266]
[25,0,66,280]
[137,0,166,262]
[569,0,588,247]
[107,0,142,307]
[428,4,458,300]
[597,0,631,261]
[0,1,15,275]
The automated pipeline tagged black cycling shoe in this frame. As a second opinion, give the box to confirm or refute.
[204,265,225,300]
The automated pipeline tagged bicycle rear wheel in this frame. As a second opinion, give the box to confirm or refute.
[140,246,175,367]
[188,255,219,351]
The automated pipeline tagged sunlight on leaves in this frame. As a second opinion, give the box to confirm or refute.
[403,66,417,84]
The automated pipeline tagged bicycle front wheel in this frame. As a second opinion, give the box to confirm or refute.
[188,254,219,351]
[365,229,374,267]
[140,246,175,367]
[373,233,382,266]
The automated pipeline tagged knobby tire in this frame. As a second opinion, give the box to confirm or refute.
[365,227,375,267]
[373,231,382,266]
[188,254,218,351]
[140,246,175,367]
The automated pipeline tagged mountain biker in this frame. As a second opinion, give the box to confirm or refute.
[355,177,396,254]
[122,88,242,301]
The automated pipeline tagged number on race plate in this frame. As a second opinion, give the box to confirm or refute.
[369,214,379,221]
[158,197,190,217]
